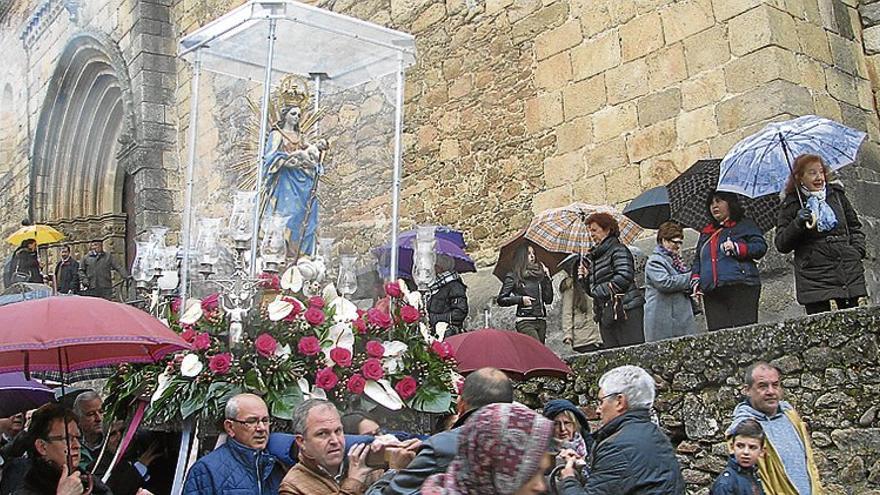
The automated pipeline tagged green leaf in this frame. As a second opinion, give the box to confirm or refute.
[207,381,231,398]
[410,389,452,413]
[180,383,207,419]
[244,369,265,391]
[270,385,304,420]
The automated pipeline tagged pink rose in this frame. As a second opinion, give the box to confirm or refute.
[365,340,385,359]
[362,358,385,381]
[367,308,392,329]
[456,378,465,396]
[192,332,212,351]
[308,296,325,309]
[209,353,232,374]
[385,282,403,298]
[297,336,321,356]
[394,376,418,400]
[304,307,325,326]
[347,374,366,394]
[171,297,183,314]
[315,367,339,390]
[329,348,352,368]
[400,305,421,324]
[201,293,221,313]
[180,327,196,343]
[430,340,455,360]
[254,333,278,358]
[353,318,368,334]
[258,272,281,290]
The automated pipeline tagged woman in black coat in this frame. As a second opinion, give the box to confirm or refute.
[497,242,554,343]
[775,154,867,314]
[10,239,42,284]
[426,255,469,335]
[578,212,645,348]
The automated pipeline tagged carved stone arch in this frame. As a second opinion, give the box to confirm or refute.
[30,31,137,223]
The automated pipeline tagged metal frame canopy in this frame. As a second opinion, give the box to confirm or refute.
[178,0,416,88]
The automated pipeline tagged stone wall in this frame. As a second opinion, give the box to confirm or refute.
[517,306,880,494]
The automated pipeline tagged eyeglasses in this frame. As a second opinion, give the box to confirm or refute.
[597,392,621,405]
[44,434,82,443]
[229,417,271,428]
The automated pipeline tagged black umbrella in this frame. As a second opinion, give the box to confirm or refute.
[667,159,780,232]
[622,186,670,229]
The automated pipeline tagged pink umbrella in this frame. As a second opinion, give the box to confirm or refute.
[444,328,572,380]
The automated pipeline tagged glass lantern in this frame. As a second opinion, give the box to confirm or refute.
[229,191,257,250]
[132,241,156,289]
[413,225,436,289]
[147,226,169,276]
[195,217,223,277]
[157,246,180,291]
[337,254,358,297]
[318,237,335,263]
[260,214,289,273]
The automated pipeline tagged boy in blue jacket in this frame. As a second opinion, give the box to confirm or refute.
[711,419,766,495]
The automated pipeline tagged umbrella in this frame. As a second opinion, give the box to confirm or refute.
[444,328,571,380]
[668,159,781,233]
[718,115,866,199]
[0,372,55,417]
[493,228,568,281]
[526,202,642,255]
[622,186,670,229]
[374,227,476,280]
[6,224,64,246]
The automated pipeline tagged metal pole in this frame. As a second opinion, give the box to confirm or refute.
[179,53,202,305]
[249,19,278,275]
[389,53,405,281]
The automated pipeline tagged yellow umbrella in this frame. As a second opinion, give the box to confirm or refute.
[6,224,65,246]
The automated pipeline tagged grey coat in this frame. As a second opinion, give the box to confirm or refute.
[643,247,696,342]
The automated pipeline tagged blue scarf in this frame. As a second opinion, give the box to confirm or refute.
[801,186,838,232]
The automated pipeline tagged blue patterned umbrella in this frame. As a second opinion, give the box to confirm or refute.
[718,115,866,198]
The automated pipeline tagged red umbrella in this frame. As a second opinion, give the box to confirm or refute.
[0,295,189,374]
[445,328,572,380]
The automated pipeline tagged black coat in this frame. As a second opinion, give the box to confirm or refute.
[497,271,554,318]
[426,278,468,331]
[10,249,41,284]
[581,236,644,319]
[559,409,685,495]
[775,184,867,305]
[13,458,112,495]
[54,257,80,294]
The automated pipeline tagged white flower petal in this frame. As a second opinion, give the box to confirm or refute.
[180,354,204,377]
[267,297,293,322]
[281,266,304,292]
[179,301,203,325]
[364,379,404,411]
[419,322,434,344]
[332,297,359,323]
[435,322,449,341]
[322,283,338,303]
[275,343,292,359]
[405,290,422,309]
[151,371,171,404]
[382,340,408,357]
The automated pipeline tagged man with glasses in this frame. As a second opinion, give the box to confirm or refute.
[183,393,284,494]
[559,365,684,494]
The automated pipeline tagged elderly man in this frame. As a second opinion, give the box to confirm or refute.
[79,240,128,299]
[14,403,110,495]
[728,362,822,494]
[72,391,104,472]
[366,367,514,495]
[560,365,684,494]
[183,394,284,494]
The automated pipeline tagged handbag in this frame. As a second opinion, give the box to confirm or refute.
[10,258,30,284]
[599,284,627,327]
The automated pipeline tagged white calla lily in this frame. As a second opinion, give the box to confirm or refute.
[382,340,408,357]
[405,290,422,309]
[150,371,171,404]
[331,296,359,323]
[322,283,338,303]
[275,343,292,359]
[267,296,294,322]
[180,353,204,377]
[179,301,203,325]
[435,322,449,341]
[281,266,304,292]
[297,377,328,400]
[321,323,355,366]
[364,379,404,411]
[419,322,433,344]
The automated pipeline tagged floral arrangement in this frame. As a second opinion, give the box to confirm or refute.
[104,279,459,425]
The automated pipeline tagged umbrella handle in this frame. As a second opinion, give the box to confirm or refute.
[779,133,806,208]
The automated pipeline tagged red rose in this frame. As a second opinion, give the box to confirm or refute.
[192,332,212,351]
[304,307,326,326]
[362,358,385,380]
[180,327,196,343]
[367,308,392,329]
[208,353,232,374]
[384,282,403,298]
[201,293,221,313]
[400,305,421,324]
[430,340,455,360]
[282,297,303,322]
[308,296,325,309]
[254,333,278,358]
[394,376,418,400]
[258,272,281,290]
[297,336,321,356]
[171,297,183,314]
[353,318,368,334]
[329,347,352,368]
[315,367,339,390]
[347,374,366,394]
[365,340,385,358]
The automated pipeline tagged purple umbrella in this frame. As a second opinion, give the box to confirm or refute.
[374,228,476,280]
[0,372,54,417]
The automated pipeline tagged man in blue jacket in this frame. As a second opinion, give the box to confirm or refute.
[184,393,285,494]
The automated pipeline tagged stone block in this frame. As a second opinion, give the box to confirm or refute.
[660,0,715,44]
[681,69,727,111]
[572,173,607,204]
[647,44,688,91]
[728,5,800,56]
[797,19,833,63]
[532,184,573,213]
[711,0,761,21]
[610,0,639,24]
[723,45,799,93]
[439,139,461,160]
[410,3,446,32]
[866,25,880,57]
[585,137,629,176]
[535,21,584,60]
[683,25,730,76]
[512,2,569,44]
[572,0,612,37]
[571,30,621,81]
[677,105,719,145]
[626,119,677,162]
[535,52,573,90]
[715,80,813,133]
[562,75,607,119]
[840,102,869,132]
[828,32,859,75]
[862,2,880,26]
[620,12,664,62]
[825,67,861,107]
[638,88,682,127]
[606,58,649,104]
[524,92,564,133]
[486,0,514,15]
[634,0,673,14]
[639,154,682,188]
[592,102,638,142]
[556,116,594,154]
[858,78,875,111]
[813,93,843,121]
[606,165,642,202]
[544,150,586,188]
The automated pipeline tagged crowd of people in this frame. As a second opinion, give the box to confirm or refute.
[0,361,822,494]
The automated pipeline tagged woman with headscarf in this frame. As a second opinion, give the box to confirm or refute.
[497,243,554,343]
[421,402,554,495]
[691,191,767,331]
[643,221,697,341]
[775,154,867,314]
[543,399,592,476]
